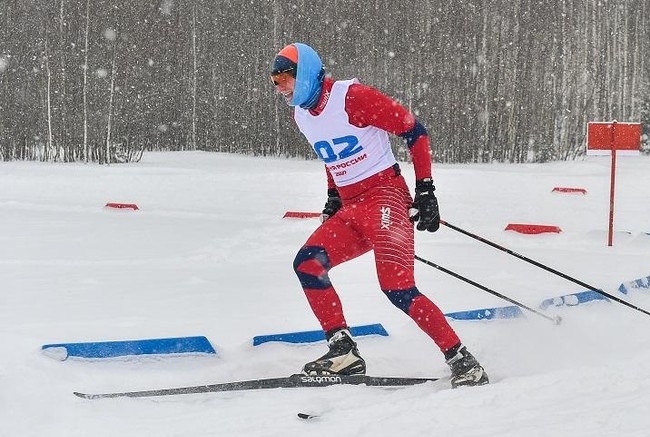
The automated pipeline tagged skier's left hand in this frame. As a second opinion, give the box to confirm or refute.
[321,188,342,223]
[409,178,440,232]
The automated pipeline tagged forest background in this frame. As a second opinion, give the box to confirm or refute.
[0,0,648,164]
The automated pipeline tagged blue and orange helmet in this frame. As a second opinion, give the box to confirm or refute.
[271,43,325,109]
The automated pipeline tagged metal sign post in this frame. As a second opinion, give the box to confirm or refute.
[586,121,641,246]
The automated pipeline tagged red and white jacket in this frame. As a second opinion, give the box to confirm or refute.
[293,77,432,199]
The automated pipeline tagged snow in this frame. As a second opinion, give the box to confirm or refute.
[1,151,650,436]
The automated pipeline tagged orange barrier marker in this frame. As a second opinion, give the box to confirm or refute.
[505,223,562,234]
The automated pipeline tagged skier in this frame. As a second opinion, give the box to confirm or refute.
[271,42,488,388]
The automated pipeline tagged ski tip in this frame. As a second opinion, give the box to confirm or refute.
[74,391,99,400]
[553,315,563,325]
[297,412,318,420]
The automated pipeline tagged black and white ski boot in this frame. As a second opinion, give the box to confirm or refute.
[445,344,489,388]
[302,328,366,376]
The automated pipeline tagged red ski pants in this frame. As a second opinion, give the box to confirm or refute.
[293,177,460,353]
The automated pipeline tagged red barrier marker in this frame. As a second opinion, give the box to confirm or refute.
[283,211,320,219]
[505,223,562,234]
[105,203,139,210]
[552,187,587,194]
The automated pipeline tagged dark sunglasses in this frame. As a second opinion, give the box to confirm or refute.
[271,71,294,87]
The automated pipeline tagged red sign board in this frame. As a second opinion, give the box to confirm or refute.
[586,122,641,155]
[585,121,642,246]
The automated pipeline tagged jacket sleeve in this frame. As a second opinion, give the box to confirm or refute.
[325,165,335,189]
[345,84,432,181]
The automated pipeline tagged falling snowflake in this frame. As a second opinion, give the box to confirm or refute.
[160,0,174,15]
[104,28,117,41]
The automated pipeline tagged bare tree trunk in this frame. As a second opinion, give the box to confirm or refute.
[44,34,55,162]
[272,0,281,156]
[105,41,117,165]
[83,0,90,163]
[58,0,67,161]
[191,3,198,151]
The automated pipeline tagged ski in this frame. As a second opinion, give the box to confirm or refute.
[74,374,440,400]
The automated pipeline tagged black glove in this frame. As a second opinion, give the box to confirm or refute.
[409,178,440,232]
[320,188,342,223]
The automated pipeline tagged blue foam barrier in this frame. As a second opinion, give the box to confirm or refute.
[444,306,524,321]
[252,323,388,346]
[538,290,609,310]
[41,336,216,360]
[618,274,650,294]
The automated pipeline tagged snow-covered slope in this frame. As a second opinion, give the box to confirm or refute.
[1,152,649,436]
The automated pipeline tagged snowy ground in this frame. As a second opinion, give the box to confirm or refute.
[1,151,649,436]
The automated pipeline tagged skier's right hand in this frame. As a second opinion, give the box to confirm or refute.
[320,188,342,223]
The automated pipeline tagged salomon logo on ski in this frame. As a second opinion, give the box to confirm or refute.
[299,375,342,384]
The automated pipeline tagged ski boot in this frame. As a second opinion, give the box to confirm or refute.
[445,343,489,388]
[302,328,366,376]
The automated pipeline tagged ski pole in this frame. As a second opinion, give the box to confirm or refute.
[441,220,650,318]
[414,255,562,325]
